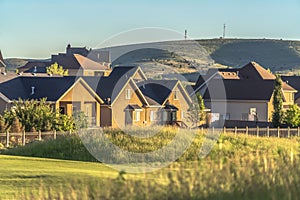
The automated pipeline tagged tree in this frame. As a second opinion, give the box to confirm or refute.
[46,62,68,76]
[4,98,55,132]
[272,75,284,127]
[284,104,300,127]
[187,93,206,127]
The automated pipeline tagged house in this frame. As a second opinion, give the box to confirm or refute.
[83,66,192,128]
[0,76,103,126]
[138,80,193,127]
[51,53,111,76]
[193,61,297,124]
[19,44,112,76]
[0,50,6,73]
[282,76,300,107]
[83,67,149,128]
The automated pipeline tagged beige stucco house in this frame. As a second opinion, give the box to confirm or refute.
[193,61,297,124]
[0,76,103,126]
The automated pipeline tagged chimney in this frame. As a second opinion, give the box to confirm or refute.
[31,86,35,95]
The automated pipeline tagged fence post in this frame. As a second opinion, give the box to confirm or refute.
[256,126,259,138]
[234,126,237,136]
[267,126,269,137]
[212,127,215,134]
[53,130,57,140]
[288,127,290,138]
[22,130,26,146]
[6,131,9,148]
[246,126,248,136]
[223,126,226,134]
[201,126,204,134]
[277,127,280,138]
[38,130,42,141]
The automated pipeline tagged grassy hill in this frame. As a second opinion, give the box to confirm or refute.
[100,39,300,79]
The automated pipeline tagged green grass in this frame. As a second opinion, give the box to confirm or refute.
[0,155,118,199]
[1,128,300,199]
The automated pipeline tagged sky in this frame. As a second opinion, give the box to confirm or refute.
[1,0,300,58]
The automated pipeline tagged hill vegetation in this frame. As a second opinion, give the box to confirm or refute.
[0,128,300,199]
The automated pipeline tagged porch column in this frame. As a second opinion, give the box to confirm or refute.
[96,102,100,126]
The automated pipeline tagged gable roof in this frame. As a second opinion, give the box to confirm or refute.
[51,54,109,71]
[73,54,109,71]
[0,76,102,103]
[203,79,275,101]
[109,66,147,81]
[239,61,275,80]
[137,80,179,105]
[83,75,147,105]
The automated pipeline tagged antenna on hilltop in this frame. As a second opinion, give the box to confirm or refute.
[223,24,226,39]
[184,29,187,40]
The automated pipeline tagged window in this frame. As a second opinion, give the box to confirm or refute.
[174,90,179,100]
[150,111,155,121]
[150,110,159,121]
[59,107,65,114]
[125,89,131,100]
[134,111,140,122]
[250,108,256,115]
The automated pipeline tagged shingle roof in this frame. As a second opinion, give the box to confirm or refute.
[83,76,130,104]
[137,80,178,105]
[51,54,109,71]
[203,79,275,101]
[239,61,276,80]
[19,61,51,73]
[73,54,109,71]
[125,104,143,110]
[0,76,77,101]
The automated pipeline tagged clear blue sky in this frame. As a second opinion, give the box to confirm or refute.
[1,0,300,58]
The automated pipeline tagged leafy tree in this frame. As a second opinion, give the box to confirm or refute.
[187,94,206,127]
[46,62,68,76]
[272,75,284,127]
[4,98,55,132]
[284,104,300,127]
[54,114,75,132]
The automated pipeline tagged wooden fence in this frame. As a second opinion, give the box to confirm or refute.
[200,126,300,138]
[0,130,68,148]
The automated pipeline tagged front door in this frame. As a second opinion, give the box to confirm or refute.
[169,111,177,122]
[125,110,132,126]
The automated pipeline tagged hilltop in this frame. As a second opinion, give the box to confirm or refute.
[101,38,300,77]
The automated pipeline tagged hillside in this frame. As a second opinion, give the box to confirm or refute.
[100,39,300,79]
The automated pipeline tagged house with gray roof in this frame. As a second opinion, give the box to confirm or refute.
[193,61,297,125]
